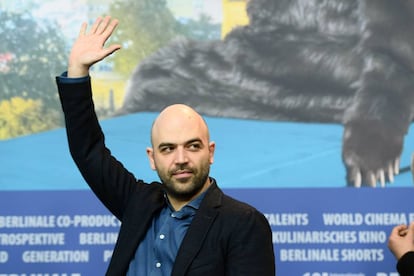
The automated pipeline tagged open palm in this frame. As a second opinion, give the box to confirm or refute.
[68,16,121,77]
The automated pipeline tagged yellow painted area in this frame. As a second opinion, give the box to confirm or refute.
[0,97,55,139]
[90,73,127,113]
[221,0,248,38]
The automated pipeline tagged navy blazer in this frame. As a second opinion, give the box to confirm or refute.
[56,77,276,275]
[396,251,414,276]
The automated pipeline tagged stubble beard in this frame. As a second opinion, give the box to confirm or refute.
[157,160,210,202]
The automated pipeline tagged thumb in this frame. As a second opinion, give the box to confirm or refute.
[103,44,122,57]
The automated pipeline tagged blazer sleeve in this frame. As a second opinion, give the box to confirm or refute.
[226,207,276,276]
[56,77,142,220]
[397,251,414,276]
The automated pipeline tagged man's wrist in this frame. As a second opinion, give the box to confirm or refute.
[68,64,89,78]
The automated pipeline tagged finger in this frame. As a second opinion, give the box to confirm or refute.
[78,22,88,37]
[408,221,414,231]
[89,16,103,34]
[103,44,122,57]
[398,228,408,236]
[100,18,119,43]
[407,222,414,237]
[392,224,407,235]
[103,18,119,38]
[96,15,112,35]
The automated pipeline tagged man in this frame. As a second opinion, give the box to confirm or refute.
[388,222,414,276]
[56,16,275,275]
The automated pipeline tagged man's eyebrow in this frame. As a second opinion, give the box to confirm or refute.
[186,138,203,144]
[157,142,175,149]
[157,138,203,149]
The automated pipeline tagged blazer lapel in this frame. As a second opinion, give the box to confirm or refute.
[107,186,165,275]
[171,183,222,276]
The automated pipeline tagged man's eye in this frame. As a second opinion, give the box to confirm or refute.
[160,146,173,153]
[188,143,201,151]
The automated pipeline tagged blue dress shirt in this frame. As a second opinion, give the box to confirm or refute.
[126,191,207,276]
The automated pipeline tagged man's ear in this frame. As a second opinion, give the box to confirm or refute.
[146,147,156,170]
[209,141,216,164]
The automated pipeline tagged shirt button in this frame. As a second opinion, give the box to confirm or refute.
[171,213,176,218]
[159,234,165,240]
[156,262,161,268]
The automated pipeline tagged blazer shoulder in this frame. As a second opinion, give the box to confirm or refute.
[204,181,266,219]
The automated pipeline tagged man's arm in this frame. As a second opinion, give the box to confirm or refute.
[56,17,140,220]
[396,252,414,276]
[226,208,275,275]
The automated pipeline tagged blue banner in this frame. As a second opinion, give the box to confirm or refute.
[1,188,412,275]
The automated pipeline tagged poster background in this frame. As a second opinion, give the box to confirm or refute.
[1,0,414,275]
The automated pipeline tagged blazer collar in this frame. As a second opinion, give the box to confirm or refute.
[171,179,222,276]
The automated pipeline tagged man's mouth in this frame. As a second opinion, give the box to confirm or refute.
[172,169,193,179]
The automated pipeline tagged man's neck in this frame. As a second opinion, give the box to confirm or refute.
[168,180,212,211]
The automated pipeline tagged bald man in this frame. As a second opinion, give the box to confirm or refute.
[56,16,275,276]
[147,104,215,212]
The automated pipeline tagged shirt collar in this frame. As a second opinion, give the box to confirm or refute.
[164,178,214,211]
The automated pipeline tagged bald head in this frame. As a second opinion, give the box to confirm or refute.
[151,104,210,146]
[146,104,215,210]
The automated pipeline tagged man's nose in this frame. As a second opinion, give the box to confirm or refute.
[174,147,188,164]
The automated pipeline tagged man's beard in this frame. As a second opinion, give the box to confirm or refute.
[157,160,210,202]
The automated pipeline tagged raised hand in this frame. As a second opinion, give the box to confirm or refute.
[388,222,414,260]
[68,16,121,78]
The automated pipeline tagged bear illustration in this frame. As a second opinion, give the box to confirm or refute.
[120,0,414,187]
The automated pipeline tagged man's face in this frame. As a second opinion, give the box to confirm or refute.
[147,105,215,203]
